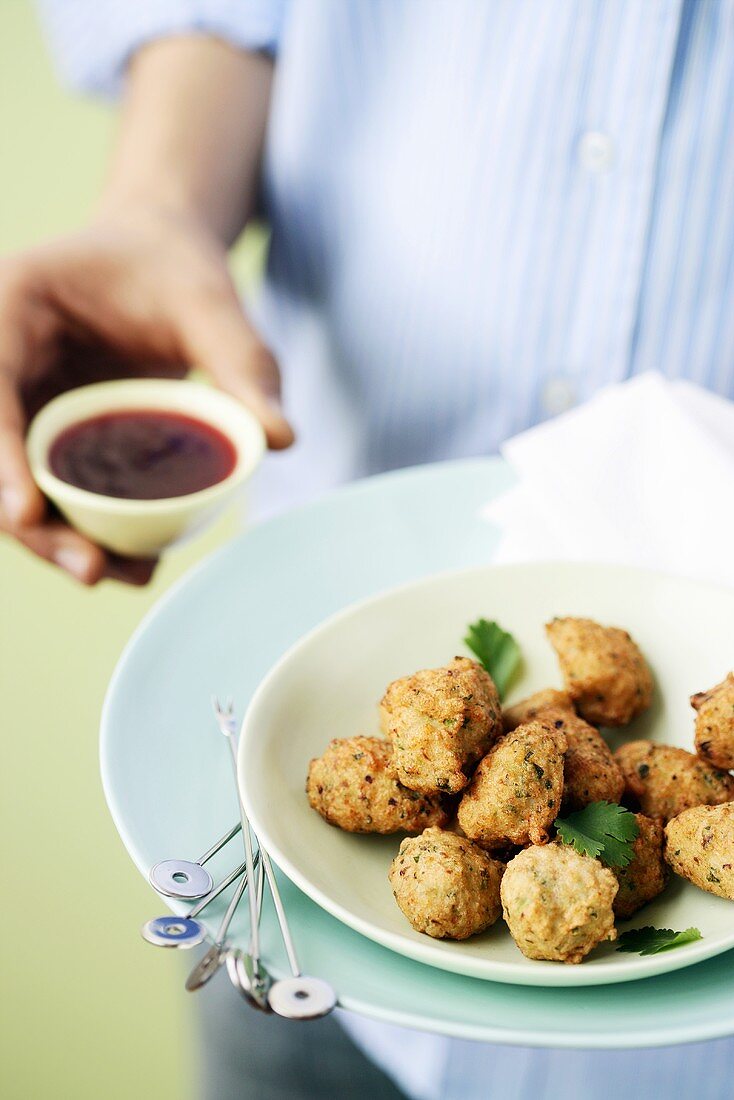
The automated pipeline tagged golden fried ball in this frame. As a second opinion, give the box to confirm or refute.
[501,844,618,963]
[546,617,653,727]
[380,657,502,795]
[613,814,667,919]
[542,707,624,812]
[503,688,575,732]
[307,736,448,834]
[664,802,734,901]
[456,719,566,849]
[692,672,734,771]
[388,827,504,939]
[615,740,734,823]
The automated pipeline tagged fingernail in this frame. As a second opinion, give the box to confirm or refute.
[0,487,26,525]
[54,546,93,582]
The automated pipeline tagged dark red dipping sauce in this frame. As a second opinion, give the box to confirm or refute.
[49,409,237,500]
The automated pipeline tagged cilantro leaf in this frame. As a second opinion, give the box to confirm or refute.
[464,619,521,699]
[554,812,605,860]
[555,801,640,868]
[616,926,702,956]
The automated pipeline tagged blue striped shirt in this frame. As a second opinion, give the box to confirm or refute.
[37,2,734,1097]
[39,0,734,516]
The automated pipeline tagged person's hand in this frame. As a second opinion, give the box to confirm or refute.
[0,204,293,585]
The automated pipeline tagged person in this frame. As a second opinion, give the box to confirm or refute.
[2,2,733,1097]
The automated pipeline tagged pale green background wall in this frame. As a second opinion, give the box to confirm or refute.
[0,5,261,1097]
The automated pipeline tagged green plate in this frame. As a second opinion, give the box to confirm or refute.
[101,458,734,1046]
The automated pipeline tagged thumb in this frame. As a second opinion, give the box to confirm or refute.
[0,371,46,528]
[179,295,295,450]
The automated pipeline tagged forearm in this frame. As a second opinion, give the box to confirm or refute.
[98,36,273,244]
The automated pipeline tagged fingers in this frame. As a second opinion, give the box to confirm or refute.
[8,517,107,584]
[2,514,157,586]
[104,554,158,586]
[179,294,295,450]
[0,368,46,528]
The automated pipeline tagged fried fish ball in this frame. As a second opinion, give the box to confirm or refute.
[503,688,575,732]
[615,740,734,823]
[613,814,667,919]
[456,720,566,848]
[380,657,502,795]
[501,844,618,964]
[542,707,624,812]
[389,827,504,940]
[692,672,734,771]
[546,617,653,727]
[307,737,448,834]
[665,802,734,901]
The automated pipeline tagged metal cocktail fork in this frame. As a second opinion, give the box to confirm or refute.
[148,821,242,899]
[141,852,259,949]
[185,869,251,991]
[212,698,337,1020]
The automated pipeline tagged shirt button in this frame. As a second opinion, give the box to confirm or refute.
[541,376,577,415]
[578,130,615,173]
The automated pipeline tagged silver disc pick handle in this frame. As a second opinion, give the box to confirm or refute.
[212,698,337,1020]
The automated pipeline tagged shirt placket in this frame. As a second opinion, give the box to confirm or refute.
[539,0,683,421]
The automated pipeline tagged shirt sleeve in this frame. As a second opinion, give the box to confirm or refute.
[35,0,288,98]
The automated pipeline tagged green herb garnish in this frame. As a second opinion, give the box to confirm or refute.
[464,619,521,699]
[616,926,702,956]
[555,801,639,868]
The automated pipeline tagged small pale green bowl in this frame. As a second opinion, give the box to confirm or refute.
[26,378,265,558]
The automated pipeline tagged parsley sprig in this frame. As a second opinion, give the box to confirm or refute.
[555,801,640,868]
[464,619,521,700]
[616,926,702,956]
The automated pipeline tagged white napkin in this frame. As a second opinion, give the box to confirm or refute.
[483,372,734,588]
